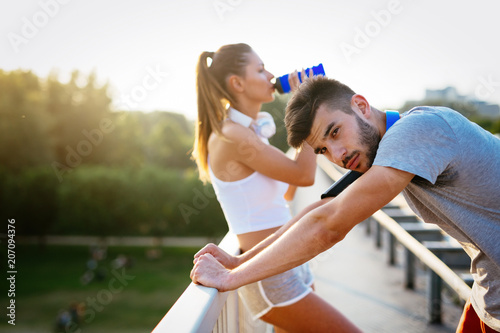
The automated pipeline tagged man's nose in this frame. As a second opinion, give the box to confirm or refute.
[326,143,346,167]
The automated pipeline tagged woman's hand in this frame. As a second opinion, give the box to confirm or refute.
[190,253,235,292]
[288,68,314,93]
[194,243,240,269]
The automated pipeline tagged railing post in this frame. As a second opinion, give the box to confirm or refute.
[388,232,396,265]
[365,217,372,235]
[375,220,382,248]
[428,270,442,324]
[404,249,416,289]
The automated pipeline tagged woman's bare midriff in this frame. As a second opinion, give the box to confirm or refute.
[237,226,282,253]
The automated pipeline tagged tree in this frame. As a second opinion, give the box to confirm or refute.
[0,70,52,170]
[48,70,113,169]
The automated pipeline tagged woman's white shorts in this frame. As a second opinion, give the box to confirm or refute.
[237,262,314,320]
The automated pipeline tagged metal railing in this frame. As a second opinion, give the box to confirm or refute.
[154,155,472,331]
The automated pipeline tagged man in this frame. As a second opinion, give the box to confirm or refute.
[191,76,500,332]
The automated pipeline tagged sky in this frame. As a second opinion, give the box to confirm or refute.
[2,0,500,121]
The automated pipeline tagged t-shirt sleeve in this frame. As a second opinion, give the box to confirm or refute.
[373,110,459,184]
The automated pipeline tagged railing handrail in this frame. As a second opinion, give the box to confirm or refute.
[152,232,240,333]
[317,156,472,301]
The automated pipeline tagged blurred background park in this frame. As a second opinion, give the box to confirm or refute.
[1,0,500,332]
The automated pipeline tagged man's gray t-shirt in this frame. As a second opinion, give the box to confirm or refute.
[373,106,500,330]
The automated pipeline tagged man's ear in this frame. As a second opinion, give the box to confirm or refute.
[350,94,371,118]
[227,75,244,93]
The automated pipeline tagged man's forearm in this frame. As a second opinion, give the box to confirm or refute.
[237,198,333,265]
[226,166,415,289]
[228,205,339,289]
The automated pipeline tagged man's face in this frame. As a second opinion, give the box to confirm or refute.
[306,104,381,173]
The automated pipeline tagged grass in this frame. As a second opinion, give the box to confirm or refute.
[0,243,199,332]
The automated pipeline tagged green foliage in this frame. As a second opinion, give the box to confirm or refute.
[0,70,53,170]
[470,116,500,134]
[0,166,59,236]
[263,93,291,152]
[2,166,226,237]
[56,166,134,236]
[0,69,195,172]
[107,111,194,169]
[0,70,220,237]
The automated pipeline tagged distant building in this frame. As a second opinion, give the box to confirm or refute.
[426,87,467,102]
[425,86,500,118]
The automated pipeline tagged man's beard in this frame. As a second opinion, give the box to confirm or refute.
[355,114,381,169]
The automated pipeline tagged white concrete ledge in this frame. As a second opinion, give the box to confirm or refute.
[152,232,240,333]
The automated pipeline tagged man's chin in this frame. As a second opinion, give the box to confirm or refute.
[363,163,376,173]
[356,162,372,174]
[355,167,368,174]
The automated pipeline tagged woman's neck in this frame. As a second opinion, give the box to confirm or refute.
[231,100,261,120]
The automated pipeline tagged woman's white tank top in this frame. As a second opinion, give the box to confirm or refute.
[208,108,292,235]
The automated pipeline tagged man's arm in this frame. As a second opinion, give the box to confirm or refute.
[191,166,414,291]
[193,197,333,269]
[238,197,334,262]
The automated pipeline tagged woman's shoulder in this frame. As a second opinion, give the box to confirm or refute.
[220,120,259,144]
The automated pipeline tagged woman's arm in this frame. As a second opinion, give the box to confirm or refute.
[215,124,317,186]
[284,184,298,201]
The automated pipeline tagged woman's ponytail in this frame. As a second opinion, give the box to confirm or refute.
[192,44,252,183]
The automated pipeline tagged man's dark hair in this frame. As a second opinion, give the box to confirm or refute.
[285,76,356,148]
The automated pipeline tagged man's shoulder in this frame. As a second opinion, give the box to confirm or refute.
[395,106,463,133]
[402,106,457,118]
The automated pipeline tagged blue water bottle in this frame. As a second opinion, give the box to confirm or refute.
[274,63,325,94]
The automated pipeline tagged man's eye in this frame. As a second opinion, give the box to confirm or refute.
[332,128,339,137]
[320,147,327,154]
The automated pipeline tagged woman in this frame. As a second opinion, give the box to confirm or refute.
[192,43,360,332]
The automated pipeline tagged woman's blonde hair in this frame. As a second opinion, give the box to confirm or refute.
[192,43,253,183]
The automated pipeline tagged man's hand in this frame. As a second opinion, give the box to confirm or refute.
[193,243,240,269]
[190,253,234,292]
